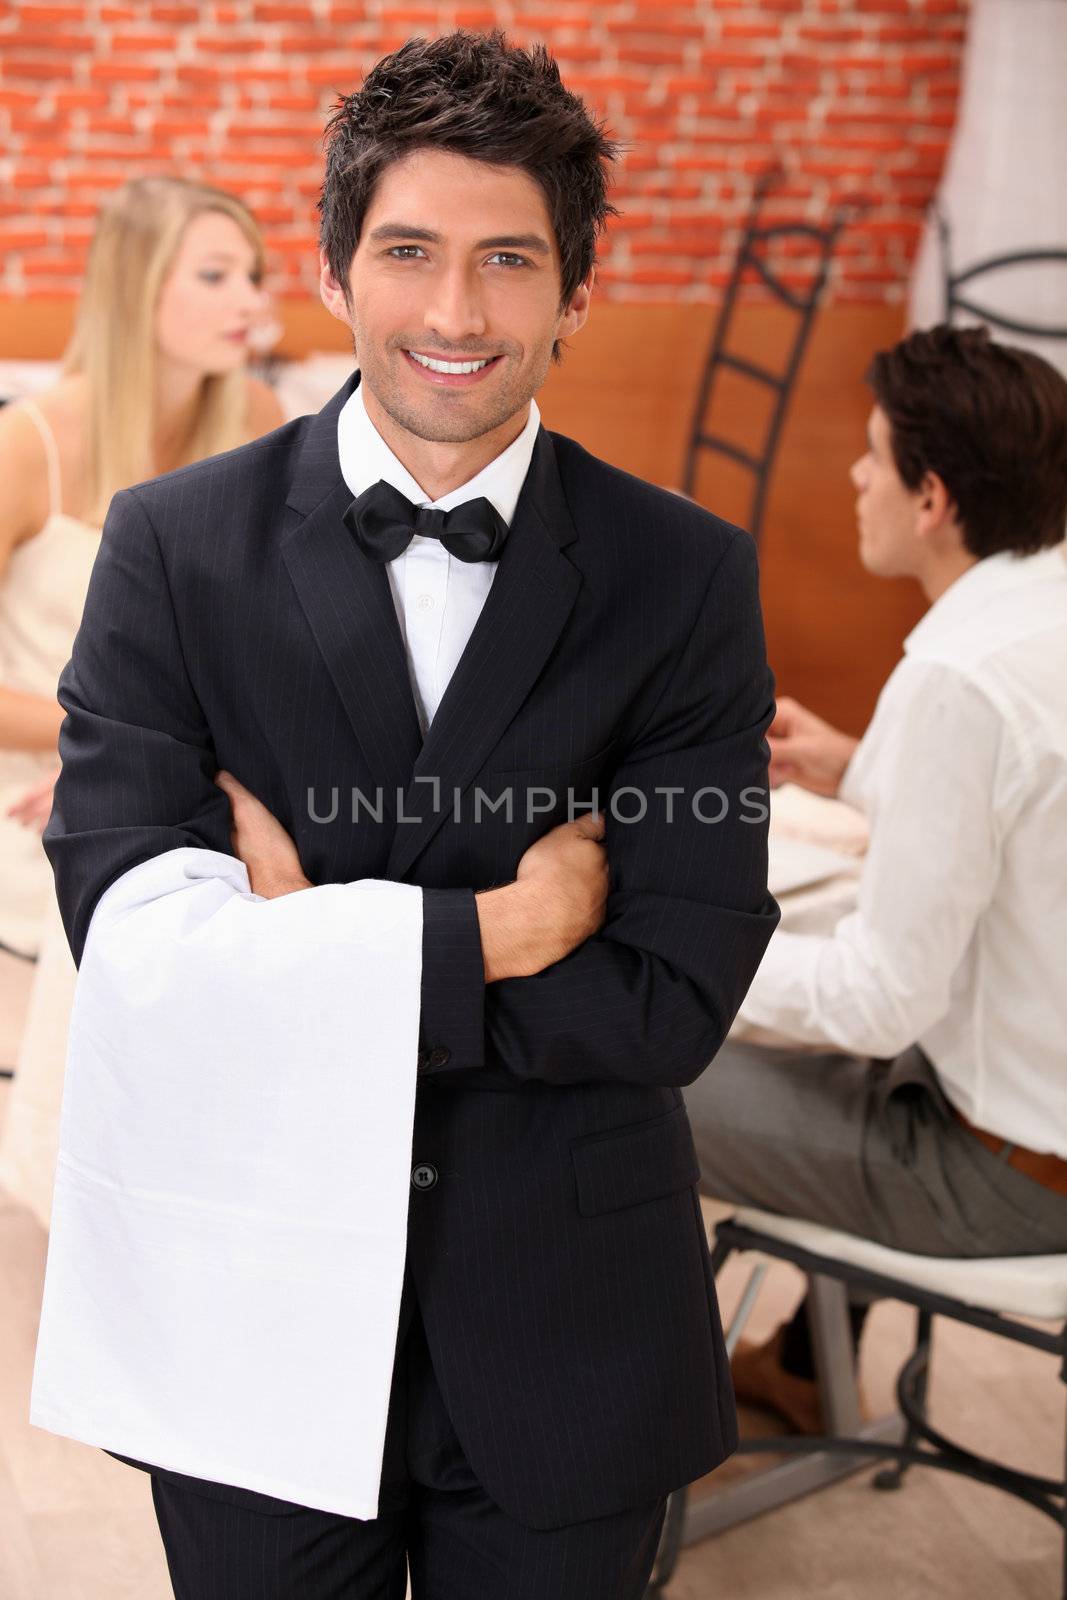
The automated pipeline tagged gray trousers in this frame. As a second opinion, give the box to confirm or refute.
[683,1040,1067,1260]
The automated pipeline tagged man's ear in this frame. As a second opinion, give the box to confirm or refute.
[319,248,351,324]
[916,469,960,543]
[556,269,594,342]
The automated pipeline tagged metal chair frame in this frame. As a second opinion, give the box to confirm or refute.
[647,1215,1067,1598]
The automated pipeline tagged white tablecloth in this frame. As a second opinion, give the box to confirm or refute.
[730,784,867,1050]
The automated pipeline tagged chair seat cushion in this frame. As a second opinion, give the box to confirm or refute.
[730,1207,1067,1321]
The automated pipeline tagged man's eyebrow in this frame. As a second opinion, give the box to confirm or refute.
[367,223,552,255]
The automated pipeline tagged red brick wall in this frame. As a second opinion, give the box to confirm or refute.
[0,0,968,304]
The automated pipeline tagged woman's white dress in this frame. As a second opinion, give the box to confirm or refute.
[0,398,99,1228]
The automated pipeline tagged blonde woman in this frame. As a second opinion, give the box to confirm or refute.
[0,175,285,1226]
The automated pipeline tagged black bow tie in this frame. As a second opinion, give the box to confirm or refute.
[343,479,509,565]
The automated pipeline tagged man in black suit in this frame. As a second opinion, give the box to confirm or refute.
[44,30,779,1599]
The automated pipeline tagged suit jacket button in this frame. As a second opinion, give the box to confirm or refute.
[428,1047,450,1068]
[411,1163,438,1191]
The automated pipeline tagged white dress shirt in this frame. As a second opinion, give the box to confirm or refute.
[738,542,1067,1158]
[338,380,541,735]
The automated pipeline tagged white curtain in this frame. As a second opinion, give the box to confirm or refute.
[909,0,1067,375]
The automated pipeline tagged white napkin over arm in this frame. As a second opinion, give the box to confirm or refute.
[30,846,423,1519]
[33,486,429,1517]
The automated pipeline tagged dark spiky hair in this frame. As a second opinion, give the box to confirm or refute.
[317,30,619,359]
[868,324,1067,559]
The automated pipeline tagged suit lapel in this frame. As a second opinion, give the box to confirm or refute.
[280,373,423,820]
[387,428,581,879]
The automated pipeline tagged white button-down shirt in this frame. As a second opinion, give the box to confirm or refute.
[739,542,1067,1157]
[338,380,541,736]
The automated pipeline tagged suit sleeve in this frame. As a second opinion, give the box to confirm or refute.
[44,486,234,965]
[45,489,460,1049]
[419,529,781,1090]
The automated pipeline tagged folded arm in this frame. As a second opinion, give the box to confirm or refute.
[422,530,781,1090]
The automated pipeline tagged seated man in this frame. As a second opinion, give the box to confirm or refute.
[684,323,1067,1432]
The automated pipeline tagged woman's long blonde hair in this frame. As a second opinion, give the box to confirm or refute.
[62,175,266,525]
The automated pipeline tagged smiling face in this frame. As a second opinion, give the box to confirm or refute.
[320,147,591,454]
[154,209,265,377]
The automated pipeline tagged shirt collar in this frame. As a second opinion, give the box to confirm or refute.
[337,375,541,528]
[904,541,1067,655]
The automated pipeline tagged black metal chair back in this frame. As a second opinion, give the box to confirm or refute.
[937,207,1067,341]
[682,168,860,544]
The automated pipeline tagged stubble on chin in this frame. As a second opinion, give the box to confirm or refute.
[356,340,551,446]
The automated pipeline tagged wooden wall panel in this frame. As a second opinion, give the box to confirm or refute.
[539,301,922,737]
[1,296,923,735]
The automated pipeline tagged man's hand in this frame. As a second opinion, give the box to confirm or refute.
[767,696,860,797]
[214,770,311,899]
[5,764,60,835]
[476,812,609,982]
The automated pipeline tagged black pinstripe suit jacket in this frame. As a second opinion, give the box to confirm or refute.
[44,370,780,1530]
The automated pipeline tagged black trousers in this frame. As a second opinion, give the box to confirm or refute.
[149,1268,667,1600]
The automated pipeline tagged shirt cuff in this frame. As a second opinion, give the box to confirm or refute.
[417,887,486,1076]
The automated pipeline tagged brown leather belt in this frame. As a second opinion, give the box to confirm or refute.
[949,1101,1067,1200]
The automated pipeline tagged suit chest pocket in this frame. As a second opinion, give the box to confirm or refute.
[570,1104,700,1217]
